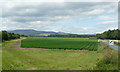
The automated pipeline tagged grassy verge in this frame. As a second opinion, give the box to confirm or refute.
[0,43,2,71]
[2,38,102,70]
[94,41,118,70]
[114,42,120,46]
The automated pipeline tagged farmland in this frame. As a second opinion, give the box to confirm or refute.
[21,37,98,51]
[2,38,118,70]
[2,39,103,70]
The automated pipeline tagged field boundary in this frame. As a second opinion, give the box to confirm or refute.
[17,40,96,52]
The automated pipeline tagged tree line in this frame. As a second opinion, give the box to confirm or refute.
[1,29,119,41]
[96,29,120,40]
[48,34,96,38]
[2,31,20,42]
[48,29,120,40]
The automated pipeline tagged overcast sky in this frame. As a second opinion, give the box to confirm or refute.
[0,0,118,34]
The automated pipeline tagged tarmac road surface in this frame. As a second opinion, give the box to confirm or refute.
[101,40,120,51]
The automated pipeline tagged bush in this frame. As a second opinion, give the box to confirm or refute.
[94,42,118,70]
[2,31,20,42]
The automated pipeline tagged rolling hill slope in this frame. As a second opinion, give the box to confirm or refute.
[8,29,66,36]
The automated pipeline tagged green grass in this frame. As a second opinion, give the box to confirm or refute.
[21,37,98,51]
[114,42,120,46]
[0,43,2,71]
[2,38,118,70]
[94,42,118,70]
[2,39,103,70]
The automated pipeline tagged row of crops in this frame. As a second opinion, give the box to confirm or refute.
[21,37,99,51]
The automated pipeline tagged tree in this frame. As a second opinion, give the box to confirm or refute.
[96,29,120,40]
[2,31,21,41]
[2,31,9,41]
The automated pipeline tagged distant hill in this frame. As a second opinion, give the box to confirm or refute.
[8,29,67,36]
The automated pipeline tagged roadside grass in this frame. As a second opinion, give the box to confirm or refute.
[21,37,98,51]
[119,52,120,71]
[0,43,2,71]
[2,39,103,70]
[114,42,120,46]
[94,42,118,70]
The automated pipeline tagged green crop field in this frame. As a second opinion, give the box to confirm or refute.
[21,37,98,51]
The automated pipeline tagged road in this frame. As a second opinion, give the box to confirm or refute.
[101,40,120,51]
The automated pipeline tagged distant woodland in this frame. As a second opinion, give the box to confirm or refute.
[48,29,120,40]
[96,29,120,40]
[1,29,120,42]
[48,34,96,38]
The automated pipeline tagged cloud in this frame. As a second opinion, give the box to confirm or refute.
[2,2,117,17]
[98,21,117,24]
[50,26,92,34]
[50,25,115,34]
[0,2,118,34]
[82,9,105,15]
[96,15,114,20]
